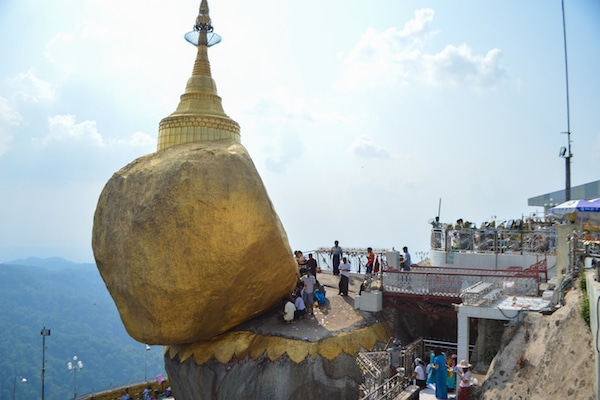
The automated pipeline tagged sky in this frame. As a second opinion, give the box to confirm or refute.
[0,0,599,264]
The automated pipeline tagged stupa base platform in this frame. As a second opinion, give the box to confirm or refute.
[165,272,392,400]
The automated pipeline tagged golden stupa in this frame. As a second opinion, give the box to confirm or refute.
[93,8,391,398]
[92,0,299,345]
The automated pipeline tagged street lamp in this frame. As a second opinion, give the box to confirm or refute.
[144,344,151,381]
[12,376,27,400]
[40,327,50,400]
[67,356,84,400]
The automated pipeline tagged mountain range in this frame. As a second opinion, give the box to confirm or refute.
[0,257,167,400]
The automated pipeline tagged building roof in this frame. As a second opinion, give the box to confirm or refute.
[528,180,600,207]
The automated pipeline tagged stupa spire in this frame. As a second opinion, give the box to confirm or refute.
[157,0,240,151]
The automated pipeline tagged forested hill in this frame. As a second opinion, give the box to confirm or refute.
[0,258,166,400]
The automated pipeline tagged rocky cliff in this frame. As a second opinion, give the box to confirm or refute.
[474,285,595,400]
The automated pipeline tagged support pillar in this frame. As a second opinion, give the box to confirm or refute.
[556,224,572,279]
[457,312,469,363]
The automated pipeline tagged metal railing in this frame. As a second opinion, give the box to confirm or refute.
[380,259,547,299]
[358,338,474,400]
[431,227,557,255]
[312,247,390,274]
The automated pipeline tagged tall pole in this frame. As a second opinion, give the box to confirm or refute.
[68,356,83,400]
[40,327,50,400]
[73,366,77,400]
[561,0,572,201]
[145,344,150,381]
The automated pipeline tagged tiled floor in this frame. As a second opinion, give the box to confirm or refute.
[418,385,458,399]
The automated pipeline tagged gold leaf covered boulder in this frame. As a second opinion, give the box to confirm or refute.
[93,141,298,345]
[92,0,298,345]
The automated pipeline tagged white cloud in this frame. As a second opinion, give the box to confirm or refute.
[33,114,104,147]
[420,44,508,88]
[114,131,156,147]
[33,115,156,149]
[0,96,22,125]
[334,8,508,91]
[8,69,57,103]
[399,8,436,39]
[350,136,390,159]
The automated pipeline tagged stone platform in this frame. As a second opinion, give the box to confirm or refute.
[164,271,392,400]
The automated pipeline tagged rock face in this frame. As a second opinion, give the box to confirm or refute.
[92,141,299,345]
[161,274,392,400]
[474,287,596,400]
[165,351,362,400]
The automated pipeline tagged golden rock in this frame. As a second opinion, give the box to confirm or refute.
[92,141,299,345]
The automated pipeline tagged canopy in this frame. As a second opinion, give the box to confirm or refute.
[548,198,600,215]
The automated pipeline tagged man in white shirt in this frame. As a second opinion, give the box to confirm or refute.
[338,257,351,296]
[283,298,296,323]
[301,269,316,316]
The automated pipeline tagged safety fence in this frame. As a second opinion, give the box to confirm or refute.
[430,228,556,255]
[358,338,473,400]
[380,259,547,300]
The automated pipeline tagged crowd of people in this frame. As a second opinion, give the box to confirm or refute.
[411,347,473,400]
[282,251,327,323]
[285,242,413,322]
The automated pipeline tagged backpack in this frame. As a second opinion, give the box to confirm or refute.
[314,290,326,305]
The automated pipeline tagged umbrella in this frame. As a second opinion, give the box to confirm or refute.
[548,198,600,215]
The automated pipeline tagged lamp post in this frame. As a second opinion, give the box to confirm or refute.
[560,0,572,201]
[67,356,84,400]
[544,198,556,219]
[144,344,151,381]
[11,376,27,400]
[40,327,50,400]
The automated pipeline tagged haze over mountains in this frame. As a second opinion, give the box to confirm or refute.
[0,257,166,400]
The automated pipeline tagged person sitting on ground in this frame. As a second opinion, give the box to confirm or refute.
[314,281,327,305]
[282,296,296,323]
[315,280,326,296]
[294,292,307,320]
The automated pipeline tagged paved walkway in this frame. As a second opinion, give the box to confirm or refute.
[232,270,379,341]
[418,387,457,399]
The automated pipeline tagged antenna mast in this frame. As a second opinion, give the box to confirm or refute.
[560,0,572,201]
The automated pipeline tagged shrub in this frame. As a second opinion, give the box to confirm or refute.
[580,276,590,325]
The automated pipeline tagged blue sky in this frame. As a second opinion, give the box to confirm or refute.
[0,0,599,263]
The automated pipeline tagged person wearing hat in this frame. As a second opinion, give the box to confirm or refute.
[456,359,472,400]
[411,357,427,390]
